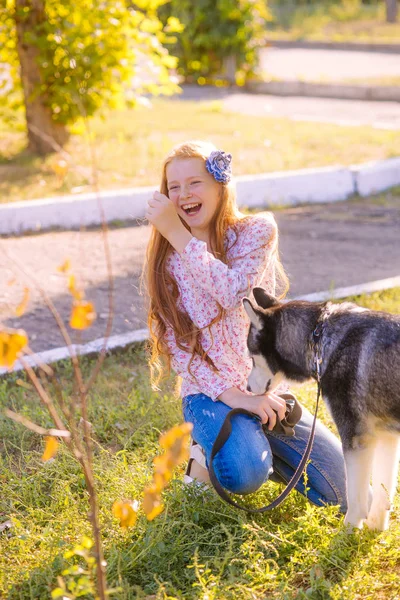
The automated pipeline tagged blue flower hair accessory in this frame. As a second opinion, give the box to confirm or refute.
[205,150,232,184]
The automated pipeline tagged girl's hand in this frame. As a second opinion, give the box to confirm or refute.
[146,192,182,237]
[145,192,192,252]
[218,387,287,431]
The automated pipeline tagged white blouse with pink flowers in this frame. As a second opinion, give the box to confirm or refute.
[165,213,278,400]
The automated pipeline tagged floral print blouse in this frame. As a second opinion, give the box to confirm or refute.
[165,213,278,400]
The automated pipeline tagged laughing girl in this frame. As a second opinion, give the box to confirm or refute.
[144,140,347,509]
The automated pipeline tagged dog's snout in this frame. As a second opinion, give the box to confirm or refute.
[246,383,252,392]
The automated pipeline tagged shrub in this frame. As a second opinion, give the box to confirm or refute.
[159,0,270,84]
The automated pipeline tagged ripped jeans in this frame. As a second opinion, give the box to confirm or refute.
[183,393,348,512]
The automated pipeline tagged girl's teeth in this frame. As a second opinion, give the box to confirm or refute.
[183,203,201,214]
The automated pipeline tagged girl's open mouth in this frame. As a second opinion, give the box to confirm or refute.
[182,203,201,216]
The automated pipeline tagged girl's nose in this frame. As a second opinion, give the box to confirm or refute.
[180,186,192,200]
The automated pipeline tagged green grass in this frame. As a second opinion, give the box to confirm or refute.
[1,287,400,599]
[1,98,400,204]
[267,0,400,43]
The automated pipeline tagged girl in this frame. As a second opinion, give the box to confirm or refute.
[144,140,347,510]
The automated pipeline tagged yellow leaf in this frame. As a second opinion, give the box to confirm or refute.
[165,16,185,33]
[159,438,191,465]
[143,485,164,521]
[159,422,193,450]
[52,159,69,178]
[161,55,178,70]
[153,454,174,488]
[153,471,168,491]
[15,287,30,317]
[69,301,96,330]
[41,436,59,462]
[112,500,138,528]
[57,259,71,273]
[140,17,162,34]
[0,329,28,368]
[145,502,164,521]
[153,453,174,472]
[67,274,84,300]
[169,440,190,465]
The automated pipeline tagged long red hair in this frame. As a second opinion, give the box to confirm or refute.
[142,141,288,390]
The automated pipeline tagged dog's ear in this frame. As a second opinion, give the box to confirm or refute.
[243,298,263,330]
[253,287,279,310]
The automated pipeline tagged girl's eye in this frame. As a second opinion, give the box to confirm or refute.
[191,181,201,185]
[169,186,179,191]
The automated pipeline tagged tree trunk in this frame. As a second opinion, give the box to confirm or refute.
[223,55,236,84]
[386,0,398,23]
[14,0,69,155]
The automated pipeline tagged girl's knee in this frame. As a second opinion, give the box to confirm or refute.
[214,449,273,495]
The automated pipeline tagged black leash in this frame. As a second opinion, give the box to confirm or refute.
[208,382,321,512]
[208,317,327,513]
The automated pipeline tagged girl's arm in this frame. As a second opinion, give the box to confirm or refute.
[178,215,277,309]
[164,326,236,400]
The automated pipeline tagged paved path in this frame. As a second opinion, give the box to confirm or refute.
[2,192,399,354]
[258,47,400,82]
[223,92,400,130]
[180,85,400,130]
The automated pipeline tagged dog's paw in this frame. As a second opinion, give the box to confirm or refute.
[365,510,390,532]
[344,511,365,532]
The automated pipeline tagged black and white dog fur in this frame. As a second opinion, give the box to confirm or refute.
[243,287,400,531]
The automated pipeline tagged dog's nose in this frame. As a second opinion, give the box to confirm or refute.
[246,384,252,392]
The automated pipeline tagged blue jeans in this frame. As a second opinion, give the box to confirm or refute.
[183,393,348,512]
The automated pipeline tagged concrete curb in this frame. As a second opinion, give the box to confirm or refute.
[0,185,153,235]
[266,39,400,54]
[236,165,354,208]
[246,79,400,102]
[1,157,400,236]
[296,275,400,302]
[353,156,400,197]
[2,275,399,376]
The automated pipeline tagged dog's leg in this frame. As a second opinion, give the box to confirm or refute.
[343,443,376,530]
[365,431,400,532]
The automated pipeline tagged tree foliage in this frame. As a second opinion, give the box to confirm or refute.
[159,0,270,84]
[0,0,180,130]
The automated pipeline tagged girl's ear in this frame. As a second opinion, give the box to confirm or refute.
[253,287,279,309]
[243,298,263,330]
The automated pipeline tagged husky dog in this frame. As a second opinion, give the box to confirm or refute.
[243,287,400,531]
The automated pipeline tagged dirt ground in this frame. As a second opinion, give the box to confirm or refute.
[1,191,400,354]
